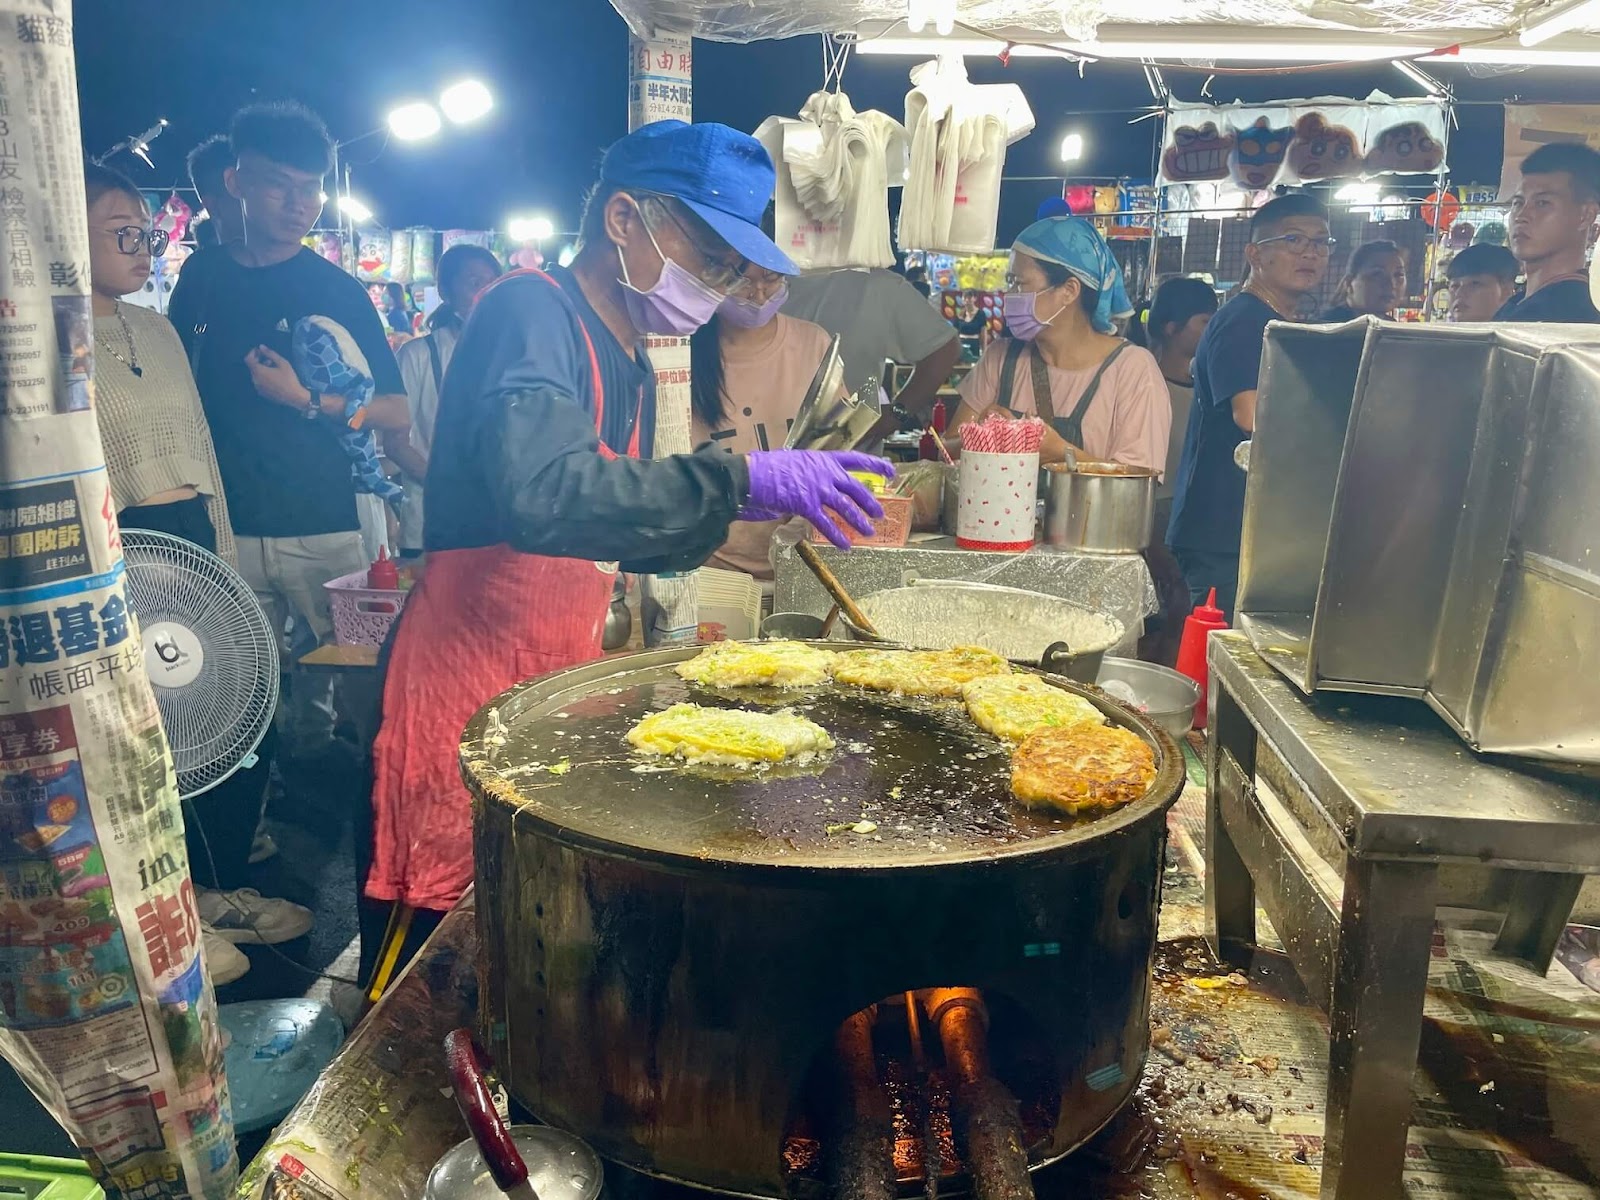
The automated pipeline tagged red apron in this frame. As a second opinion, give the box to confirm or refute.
[366,271,640,911]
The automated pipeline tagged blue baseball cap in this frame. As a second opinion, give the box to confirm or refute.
[600,120,797,276]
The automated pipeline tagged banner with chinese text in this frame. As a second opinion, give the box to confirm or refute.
[0,3,237,1197]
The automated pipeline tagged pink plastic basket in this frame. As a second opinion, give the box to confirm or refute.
[325,570,408,647]
[808,494,913,548]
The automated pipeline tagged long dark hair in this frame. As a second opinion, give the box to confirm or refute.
[429,243,502,331]
[690,316,729,430]
[1128,276,1219,350]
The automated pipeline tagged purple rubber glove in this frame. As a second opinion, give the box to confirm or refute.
[742,450,896,549]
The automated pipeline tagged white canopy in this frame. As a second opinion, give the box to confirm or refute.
[608,0,1600,66]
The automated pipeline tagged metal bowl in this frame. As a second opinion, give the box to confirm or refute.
[760,611,827,640]
[1095,656,1201,738]
[840,580,1125,684]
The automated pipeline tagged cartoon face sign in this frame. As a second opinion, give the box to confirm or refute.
[1229,117,1292,190]
[1163,122,1234,182]
[1286,113,1362,181]
[1364,121,1444,175]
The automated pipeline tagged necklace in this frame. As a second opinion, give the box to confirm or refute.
[94,301,142,377]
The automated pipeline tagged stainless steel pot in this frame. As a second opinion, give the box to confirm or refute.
[463,644,1185,1197]
[1043,463,1157,554]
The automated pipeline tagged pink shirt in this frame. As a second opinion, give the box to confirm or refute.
[693,314,835,578]
[958,339,1172,477]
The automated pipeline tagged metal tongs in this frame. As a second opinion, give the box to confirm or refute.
[785,334,880,452]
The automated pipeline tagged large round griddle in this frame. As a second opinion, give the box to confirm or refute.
[460,642,1184,875]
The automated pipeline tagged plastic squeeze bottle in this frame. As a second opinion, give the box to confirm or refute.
[1175,587,1228,729]
[367,545,400,591]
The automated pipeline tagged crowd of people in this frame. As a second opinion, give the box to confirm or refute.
[84,93,1600,996]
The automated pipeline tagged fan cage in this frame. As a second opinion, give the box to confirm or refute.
[121,529,280,799]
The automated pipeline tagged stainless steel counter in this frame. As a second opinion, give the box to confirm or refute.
[771,537,1157,656]
[1204,631,1600,1200]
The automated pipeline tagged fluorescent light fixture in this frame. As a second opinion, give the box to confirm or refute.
[1392,59,1445,95]
[339,195,374,223]
[387,101,442,142]
[855,27,1600,66]
[508,214,556,242]
[1520,0,1600,45]
[1335,182,1382,204]
[440,79,494,124]
[1059,132,1084,162]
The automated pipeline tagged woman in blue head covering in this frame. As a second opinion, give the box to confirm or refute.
[949,216,1170,473]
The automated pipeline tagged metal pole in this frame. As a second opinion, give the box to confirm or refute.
[628,29,701,647]
[0,3,236,1197]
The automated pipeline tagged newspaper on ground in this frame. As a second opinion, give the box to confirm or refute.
[0,4,236,1196]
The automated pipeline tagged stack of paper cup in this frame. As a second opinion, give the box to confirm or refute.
[956,450,1040,550]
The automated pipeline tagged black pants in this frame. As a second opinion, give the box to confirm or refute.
[119,494,215,551]
[1173,548,1240,621]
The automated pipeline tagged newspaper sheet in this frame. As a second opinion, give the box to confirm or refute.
[0,3,235,1196]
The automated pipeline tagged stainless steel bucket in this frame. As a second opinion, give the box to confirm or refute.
[1043,464,1157,554]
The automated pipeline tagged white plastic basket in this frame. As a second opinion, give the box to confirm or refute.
[324,570,408,647]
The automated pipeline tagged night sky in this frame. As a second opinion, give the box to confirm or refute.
[71,0,1600,245]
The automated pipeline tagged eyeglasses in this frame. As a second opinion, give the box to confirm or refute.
[1253,233,1338,256]
[650,201,751,295]
[107,225,170,256]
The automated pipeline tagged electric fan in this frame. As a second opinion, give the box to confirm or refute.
[121,529,279,798]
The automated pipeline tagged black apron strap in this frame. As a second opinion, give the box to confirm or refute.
[426,330,445,393]
[994,338,1029,415]
[1054,341,1131,448]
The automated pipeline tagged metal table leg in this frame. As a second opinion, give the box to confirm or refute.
[1206,677,1259,963]
[1494,871,1585,972]
[1319,857,1438,1200]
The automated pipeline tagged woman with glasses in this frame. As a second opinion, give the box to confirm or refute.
[86,162,235,564]
[947,216,1171,475]
[689,260,841,582]
[86,162,315,987]
[1319,240,1407,322]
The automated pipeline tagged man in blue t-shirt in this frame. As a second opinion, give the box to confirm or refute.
[1166,193,1332,617]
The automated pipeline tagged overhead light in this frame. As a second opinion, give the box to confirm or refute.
[1392,59,1446,96]
[853,27,1600,66]
[1520,0,1600,45]
[1423,43,1600,65]
[387,101,442,142]
[339,195,374,224]
[508,214,555,242]
[557,243,577,268]
[439,79,494,125]
[1059,132,1084,162]
[1335,182,1383,207]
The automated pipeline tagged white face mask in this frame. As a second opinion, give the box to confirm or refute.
[616,208,726,336]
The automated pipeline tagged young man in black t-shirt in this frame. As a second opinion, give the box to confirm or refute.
[1496,142,1600,324]
[1166,194,1333,617]
[169,104,408,748]
[1447,243,1518,323]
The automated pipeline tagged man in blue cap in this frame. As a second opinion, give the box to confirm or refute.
[363,121,892,931]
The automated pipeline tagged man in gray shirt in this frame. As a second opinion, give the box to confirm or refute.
[783,267,961,422]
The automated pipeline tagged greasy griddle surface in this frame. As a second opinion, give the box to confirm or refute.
[472,659,1168,870]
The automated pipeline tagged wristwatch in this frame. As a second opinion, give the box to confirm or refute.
[306,390,322,420]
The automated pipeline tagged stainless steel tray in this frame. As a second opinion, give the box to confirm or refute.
[1237,319,1600,764]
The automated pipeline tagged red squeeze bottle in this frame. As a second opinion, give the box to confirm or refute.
[367,545,400,591]
[1175,587,1228,729]
[918,400,948,461]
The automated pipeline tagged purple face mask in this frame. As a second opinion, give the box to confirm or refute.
[718,282,788,329]
[1003,289,1066,341]
[618,215,726,336]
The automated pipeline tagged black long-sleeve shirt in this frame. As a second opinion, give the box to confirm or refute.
[424,268,748,574]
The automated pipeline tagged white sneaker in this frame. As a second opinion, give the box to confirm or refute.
[247,830,279,864]
[201,925,251,985]
[196,887,314,945]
